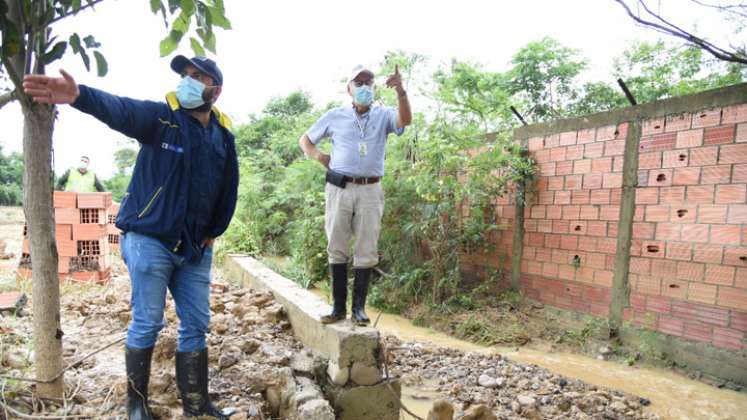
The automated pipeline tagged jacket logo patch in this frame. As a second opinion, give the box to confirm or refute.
[161,142,184,154]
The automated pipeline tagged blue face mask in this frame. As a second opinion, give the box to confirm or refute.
[353,85,374,106]
[176,77,206,109]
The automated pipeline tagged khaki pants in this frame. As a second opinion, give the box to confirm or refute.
[325,182,384,268]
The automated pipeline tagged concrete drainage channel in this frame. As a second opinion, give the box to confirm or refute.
[224,254,401,420]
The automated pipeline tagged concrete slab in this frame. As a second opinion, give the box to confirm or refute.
[224,255,380,369]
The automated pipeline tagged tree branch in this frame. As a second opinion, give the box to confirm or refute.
[0,90,18,110]
[613,0,747,65]
[41,0,108,30]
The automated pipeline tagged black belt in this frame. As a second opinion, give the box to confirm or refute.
[344,176,380,185]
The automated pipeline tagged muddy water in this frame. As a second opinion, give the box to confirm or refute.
[369,308,747,420]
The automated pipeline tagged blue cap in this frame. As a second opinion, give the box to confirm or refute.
[170,55,223,86]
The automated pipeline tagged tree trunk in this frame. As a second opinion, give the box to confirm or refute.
[22,103,64,398]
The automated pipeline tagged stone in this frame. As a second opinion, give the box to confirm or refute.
[427,399,454,420]
[350,362,383,386]
[326,379,401,420]
[296,399,335,420]
[460,404,497,420]
[599,346,611,355]
[240,338,261,354]
[477,374,497,388]
[229,412,247,420]
[327,361,349,386]
[495,377,506,388]
[517,395,536,406]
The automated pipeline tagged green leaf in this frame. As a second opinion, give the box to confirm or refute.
[179,0,196,16]
[72,0,82,11]
[189,37,206,56]
[1,21,21,58]
[93,51,108,77]
[206,6,231,29]
[172,12,190,33]
[83,35,101,49]
[42,41,68,64]
[69,33,83,54]
[159,30,183,57]
[79,49,91,71]
[149,0,162,13]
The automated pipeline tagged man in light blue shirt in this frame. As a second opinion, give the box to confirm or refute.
[299,64,412,325]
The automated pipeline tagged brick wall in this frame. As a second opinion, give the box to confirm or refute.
[474,85,747,353]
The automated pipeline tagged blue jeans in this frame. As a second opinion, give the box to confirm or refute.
[121,232,213,352]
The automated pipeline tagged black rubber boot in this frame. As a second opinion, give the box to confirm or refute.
[176,349,228,419]
[321,263,348,324]
[352,268,371,325]
[125,346,154,420]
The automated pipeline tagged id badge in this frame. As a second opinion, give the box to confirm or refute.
[358,142,368,158]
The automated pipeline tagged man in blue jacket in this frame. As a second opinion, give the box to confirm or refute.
[24,56,238,420]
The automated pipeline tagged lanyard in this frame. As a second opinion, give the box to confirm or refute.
[353,112,370,140]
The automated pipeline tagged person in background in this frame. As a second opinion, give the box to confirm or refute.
[56,155,106,192]
[298,64,412,325]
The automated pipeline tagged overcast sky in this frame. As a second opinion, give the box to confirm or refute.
[0,0,733,178]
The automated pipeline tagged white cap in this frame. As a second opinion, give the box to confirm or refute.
[349,64,375,82]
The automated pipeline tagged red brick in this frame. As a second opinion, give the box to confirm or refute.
[608,221,619,237]
[666,242,692,261]
[546,205,563,219]
[573,159,592,175]
[690,148,720,169]
[583,252,605,270]
[530,206,547,219]
[688,282,718,304]
[555,161,574,175]
[77,192,113,209]
[629,292,647,311]
[55,224,73,242]
[701,165,732,185]
[659,187,685,203]
[560,235,579,251]
[694,244,724,264]
[719,143,747,164]
[565,175,583,190]
[658,316,684,336]
[589,190,610,205]
[583,173,603,190]
[633,223,655,239]
[696,304,730,327]
[545,234,561,248]
[655,223,681,241]
[642,118,665,136]
[645,205,670,222]
[539,191,555,205]
[722,104,747,124]
[551,249,569,264]
[711,225,741,245]
[686,185,715,203]
[586,221,607,237]
[712,327,744,350]
[675,129,704,149]
[604,140,625,156]
[683,321,712,343]
[528,136,544,151]
[630,257,651,275]
[550,147,567,162]
[717,287,747,310]
[542,262,559,278]
[724,247,747,267]
[72,224,107,241]
[577,236,598,252]
[736,267,747,289]
[727,205,747,225]
[597,238,617,254]
[571,190,590,205]
[663,279,688,300]
[715,184,746,204]
[636,188,659,205]
[634,205,645,222]
[671,205,697,223]
[599,205,620,221]
[54,208,78,225]
[575,128,594,144]
[680,224,709,243]
[731,311,747,332]
[677,262,704,281]
[738,123,747,143]
[53,191,77,208]
[548,176,564,191]
[705,265,736,286]
[733,164,747,183]
[596,125,617,141]
[640,132,676,152]
[539,163,556,176]
[537,220,553,233]
[591,157,612,173]
[666,113,693,132]
[663,150,689,168]
[558,264,576,280]
[647,295,671,313]
[602,173,622,189]
[703,125,735,145]
[559,131,577,146]
[544,134,560,148]
[611,188,622,205]
[594,270,613,287]
[639,152,662,170]
[635,275,660,295]
[565,145,584,160]
[692,109,722,128]
[673,167,700,185]
[698,205,728,224]
[569,221,587,236]
[584,142,604,159]
[562,205,580,220]
[648,169,673,187]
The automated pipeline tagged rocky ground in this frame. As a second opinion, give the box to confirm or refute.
[386,336,660,420]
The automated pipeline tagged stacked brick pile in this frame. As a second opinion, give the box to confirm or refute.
[18,192,113,284]
[107,202,121,251]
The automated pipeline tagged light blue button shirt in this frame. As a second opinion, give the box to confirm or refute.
[306,105,404,177]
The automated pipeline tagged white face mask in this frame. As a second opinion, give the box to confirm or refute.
[79,161,89,170]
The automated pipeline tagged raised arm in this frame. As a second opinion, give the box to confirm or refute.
[385,65,412,128]
[23,70,164,144]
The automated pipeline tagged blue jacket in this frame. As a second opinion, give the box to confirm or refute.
[72,85,239,262]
